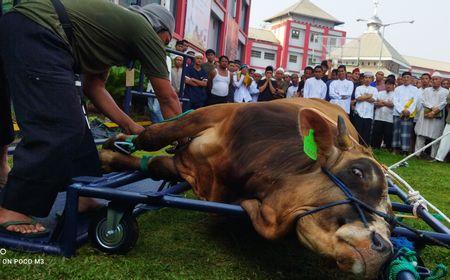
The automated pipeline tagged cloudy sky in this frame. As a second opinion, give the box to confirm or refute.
[249,0,450,63]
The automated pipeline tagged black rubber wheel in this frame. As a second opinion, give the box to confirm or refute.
[88,209,139,254]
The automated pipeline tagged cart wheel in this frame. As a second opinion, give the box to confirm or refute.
[89,209,138,254]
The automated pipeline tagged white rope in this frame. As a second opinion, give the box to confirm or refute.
[386,169,450,225]
[385,131,450,224]
[389,131,450,170]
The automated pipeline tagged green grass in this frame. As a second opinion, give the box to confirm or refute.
[1,150,449,280]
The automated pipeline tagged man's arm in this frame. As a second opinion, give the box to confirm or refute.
[83,71,144,134]
[148,76,182,119]
[328,81,340,100]
[259,79,269,93]
[207,70,216,93]
[267,80,276,94]
[303,79,311,98]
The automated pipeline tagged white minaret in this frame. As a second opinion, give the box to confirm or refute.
[366,0,383,33]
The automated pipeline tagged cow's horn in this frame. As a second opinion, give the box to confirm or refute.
[337,116,353,150]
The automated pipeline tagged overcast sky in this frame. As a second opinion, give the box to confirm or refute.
[249,0,450,63]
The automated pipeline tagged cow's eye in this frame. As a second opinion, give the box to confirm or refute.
[352,168,363,178]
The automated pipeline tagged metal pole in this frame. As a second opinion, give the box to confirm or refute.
[378,25,386,70]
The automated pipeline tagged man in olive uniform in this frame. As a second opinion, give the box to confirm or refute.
[0,0,181,235]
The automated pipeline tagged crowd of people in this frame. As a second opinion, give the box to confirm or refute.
[166,44,450,163]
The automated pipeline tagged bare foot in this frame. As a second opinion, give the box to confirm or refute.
[0,208,46,234]
[78,197,102,213]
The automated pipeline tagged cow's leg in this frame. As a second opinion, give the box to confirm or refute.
[133,107,234,152]
[99,150,140,173]
[241,199,296,240]
[100,151,181,181]
[146,155,182,182]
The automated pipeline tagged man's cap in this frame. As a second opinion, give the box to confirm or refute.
[431,71,442,78]
[195,53,204,58]
[129,4,175,37]
[364,72,374,77]
[240,64,249,69]
[352,68,360,74]
[275,67,285,73]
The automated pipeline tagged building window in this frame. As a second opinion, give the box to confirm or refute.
[167,0,177,20]
[239,2,248,30]
[228,0,237,18]
[207,13,221,52]
[289,55,297,63]
[264,52,275,61]
[140,0,161,5]
[291,29,300,39]
[251,50,262,58]
[308,55,314,65]
[118,0,140,6]
[310,32,319,43]
[329,37,337,47]
[237,42,244,61]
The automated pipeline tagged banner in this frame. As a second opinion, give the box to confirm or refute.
[184,0,211,50]
[225,15,240,60]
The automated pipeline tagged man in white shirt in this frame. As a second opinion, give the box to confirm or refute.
[414,72,449,158]
[249,72,262,102]
[286,73,300,98]
[233,64,252,103]
[171,55,183,97]
[392,72,420,154]
[434,94,450,162]
[303,65,327,99]
[206,55,232,105]
[354,72,378,145]
[329,65,354,114]
[372,78,395,150]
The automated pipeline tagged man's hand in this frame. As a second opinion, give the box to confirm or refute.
[124,122,145,135]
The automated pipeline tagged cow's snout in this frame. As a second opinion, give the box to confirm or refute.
[371,231,391,253]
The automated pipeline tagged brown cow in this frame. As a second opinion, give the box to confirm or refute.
[100,98,392,279]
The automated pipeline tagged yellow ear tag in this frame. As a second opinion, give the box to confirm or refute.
[304,129,317,161]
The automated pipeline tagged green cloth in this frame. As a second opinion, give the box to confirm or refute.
[12,0,168,78]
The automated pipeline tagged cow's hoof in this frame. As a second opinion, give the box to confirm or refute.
[102,133,128,150]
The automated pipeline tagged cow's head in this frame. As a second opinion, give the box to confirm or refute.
[295,108,392,279]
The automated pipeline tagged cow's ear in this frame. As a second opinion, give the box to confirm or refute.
[298,108,334,160]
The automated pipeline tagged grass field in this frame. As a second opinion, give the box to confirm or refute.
[1,150,449,280]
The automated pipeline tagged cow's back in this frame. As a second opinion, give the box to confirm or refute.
[174,99,357,202]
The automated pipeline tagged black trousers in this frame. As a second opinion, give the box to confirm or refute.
[371,120,393,149]
[205,94,228,106]
[354,115,372,146]
[0,55,14,145]
[0,13,101,217]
